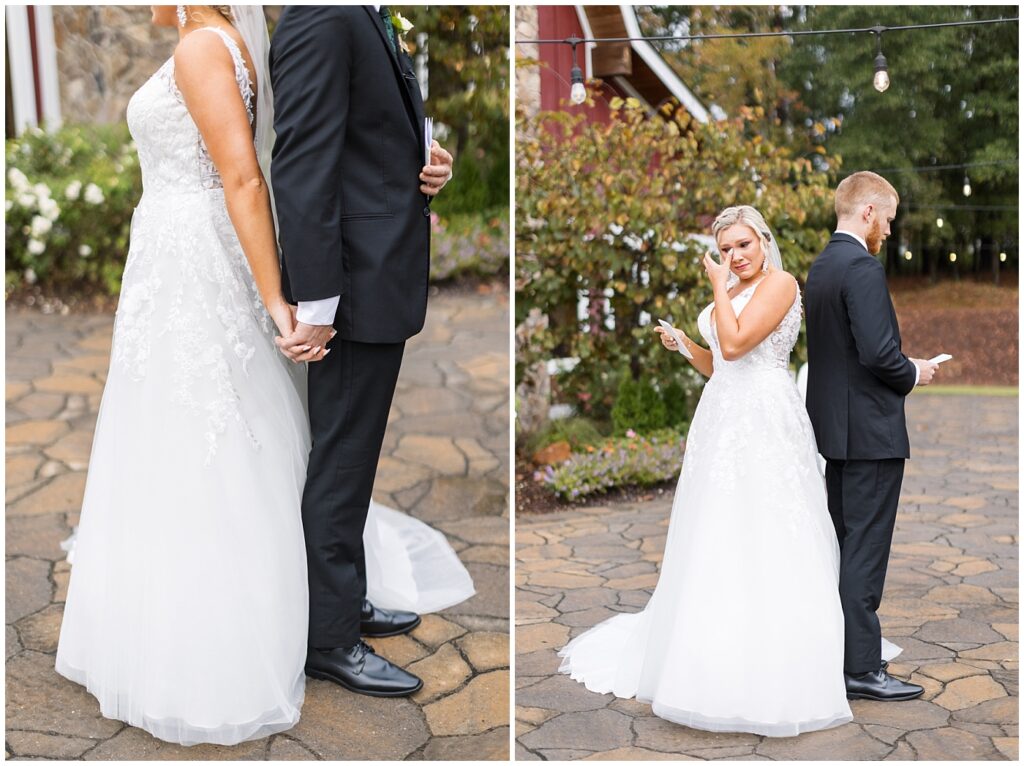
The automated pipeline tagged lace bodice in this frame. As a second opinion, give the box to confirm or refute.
[698,278,802,374]
[126,27,253,194]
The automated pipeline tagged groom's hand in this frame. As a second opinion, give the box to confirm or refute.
[910,358,938,386]
[276,322,336,364]
[420,141,453,196]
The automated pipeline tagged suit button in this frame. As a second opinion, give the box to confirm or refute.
[422,206,431,217]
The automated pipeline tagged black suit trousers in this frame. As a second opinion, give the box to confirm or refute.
[825,457,905,674]
[303,338,405,649]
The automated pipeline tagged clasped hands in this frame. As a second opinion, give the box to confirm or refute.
[267,301,334,363]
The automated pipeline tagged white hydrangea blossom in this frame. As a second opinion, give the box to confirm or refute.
[16,193,35,208]
[7,168,29,191]
[39,197,60,221]
[24,268,38,284]
[84,183,104,205]
[27,240,45,256]
[30,215,52,237]
[79,244,93,257]
[65,180,82,200]
[33,182,51,199]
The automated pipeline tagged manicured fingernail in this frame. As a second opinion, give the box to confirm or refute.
[322,349,331,356]
[313,346,321,354]
[302,345,311,351]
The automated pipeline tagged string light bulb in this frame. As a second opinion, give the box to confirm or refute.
[962,175,972,197]
[949,252,957,263]
[872,28,890,92]
[567,37,586,105]
[904,251,913,260]
[999,252,1007,262]
[936,217,944,228]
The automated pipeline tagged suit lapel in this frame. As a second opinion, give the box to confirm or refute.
[364,6,422,145]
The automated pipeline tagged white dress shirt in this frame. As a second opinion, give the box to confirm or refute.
[833,229,919,386]
[296,5,384,326]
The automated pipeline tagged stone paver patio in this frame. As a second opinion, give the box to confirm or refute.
[6,285,510,761]
[516,393,1017,761]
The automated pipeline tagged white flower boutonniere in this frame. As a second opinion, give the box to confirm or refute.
[391,12,414,54]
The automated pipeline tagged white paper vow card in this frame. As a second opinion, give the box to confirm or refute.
[929,353,953,364]
[424,117,433,166]
[657,319,694,359]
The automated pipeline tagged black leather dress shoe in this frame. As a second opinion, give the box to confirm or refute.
[360,599,420,637]
[305,641,423,697]
[845,669,923,701]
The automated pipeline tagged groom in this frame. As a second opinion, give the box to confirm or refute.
[269,6,453,696]
[805,171,938,702]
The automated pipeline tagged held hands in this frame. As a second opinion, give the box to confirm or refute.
[420,140,453,196]
[910,358,939,386]
[270,300,336,364]
[702,250,732,290]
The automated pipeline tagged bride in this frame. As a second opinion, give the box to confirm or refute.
[558,205,871,737]
[55,5,473,747]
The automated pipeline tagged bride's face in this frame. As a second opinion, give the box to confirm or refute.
[716,224,765,280]
[151,6,178,27]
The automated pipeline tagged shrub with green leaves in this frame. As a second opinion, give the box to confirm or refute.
[516,98,835,427]
[536,428,685,501]
[5,124,141,296]
[611,374,667,435]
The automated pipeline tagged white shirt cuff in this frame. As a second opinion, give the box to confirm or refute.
[296,296,339,326]
[913,362,920,387]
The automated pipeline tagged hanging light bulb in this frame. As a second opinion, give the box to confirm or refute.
[567,37,586,105]
[999,252,1007,262]
[936,217,944,228]
[872,28,890,93]
[949,252,957,263]
[962,175,972,197]
[904,251,913,260]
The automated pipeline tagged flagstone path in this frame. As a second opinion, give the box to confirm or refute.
[516,393,1017,761]
[6,285,510,761]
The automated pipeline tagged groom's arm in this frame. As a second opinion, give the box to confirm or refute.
[842,256,917,396]
[270,8,351,315]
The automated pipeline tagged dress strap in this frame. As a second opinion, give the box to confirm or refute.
[192,27,254,124]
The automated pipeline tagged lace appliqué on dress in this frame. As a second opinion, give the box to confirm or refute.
[114,26,266,465]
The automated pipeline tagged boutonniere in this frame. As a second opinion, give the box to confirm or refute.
[391,12,414,54]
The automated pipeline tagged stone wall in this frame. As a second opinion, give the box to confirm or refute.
[514,5,540,119]
[53,6,176,125]
[52,6,282,126]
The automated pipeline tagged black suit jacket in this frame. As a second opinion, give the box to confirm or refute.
[270,5,430,343]
[804,233,917,460]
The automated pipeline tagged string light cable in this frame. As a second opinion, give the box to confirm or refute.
[517,16,1019,97]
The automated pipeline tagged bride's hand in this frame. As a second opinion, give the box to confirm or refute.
[654,326,686,352]
[703,250,732,289]
[267,296,296,339]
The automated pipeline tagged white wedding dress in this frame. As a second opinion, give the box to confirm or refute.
[559,280,883,737]
[55,28,474,747]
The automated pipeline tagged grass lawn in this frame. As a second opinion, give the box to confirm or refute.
[915,384,1018,397]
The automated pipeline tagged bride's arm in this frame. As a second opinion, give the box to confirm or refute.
[654,327,714,378]
[174,33,292,336]
[710,271,797,361]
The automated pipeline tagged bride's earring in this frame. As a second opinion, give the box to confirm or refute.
[761,233,771,273]
[176,5,188,27]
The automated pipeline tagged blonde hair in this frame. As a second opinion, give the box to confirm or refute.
[834,171,899,219]
[711,205,773,253]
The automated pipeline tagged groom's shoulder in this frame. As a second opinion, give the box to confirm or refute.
[280,5,366,26]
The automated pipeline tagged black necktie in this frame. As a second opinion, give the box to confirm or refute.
[378,6,397,56]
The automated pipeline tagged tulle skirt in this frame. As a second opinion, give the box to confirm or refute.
[558,367,861,737]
